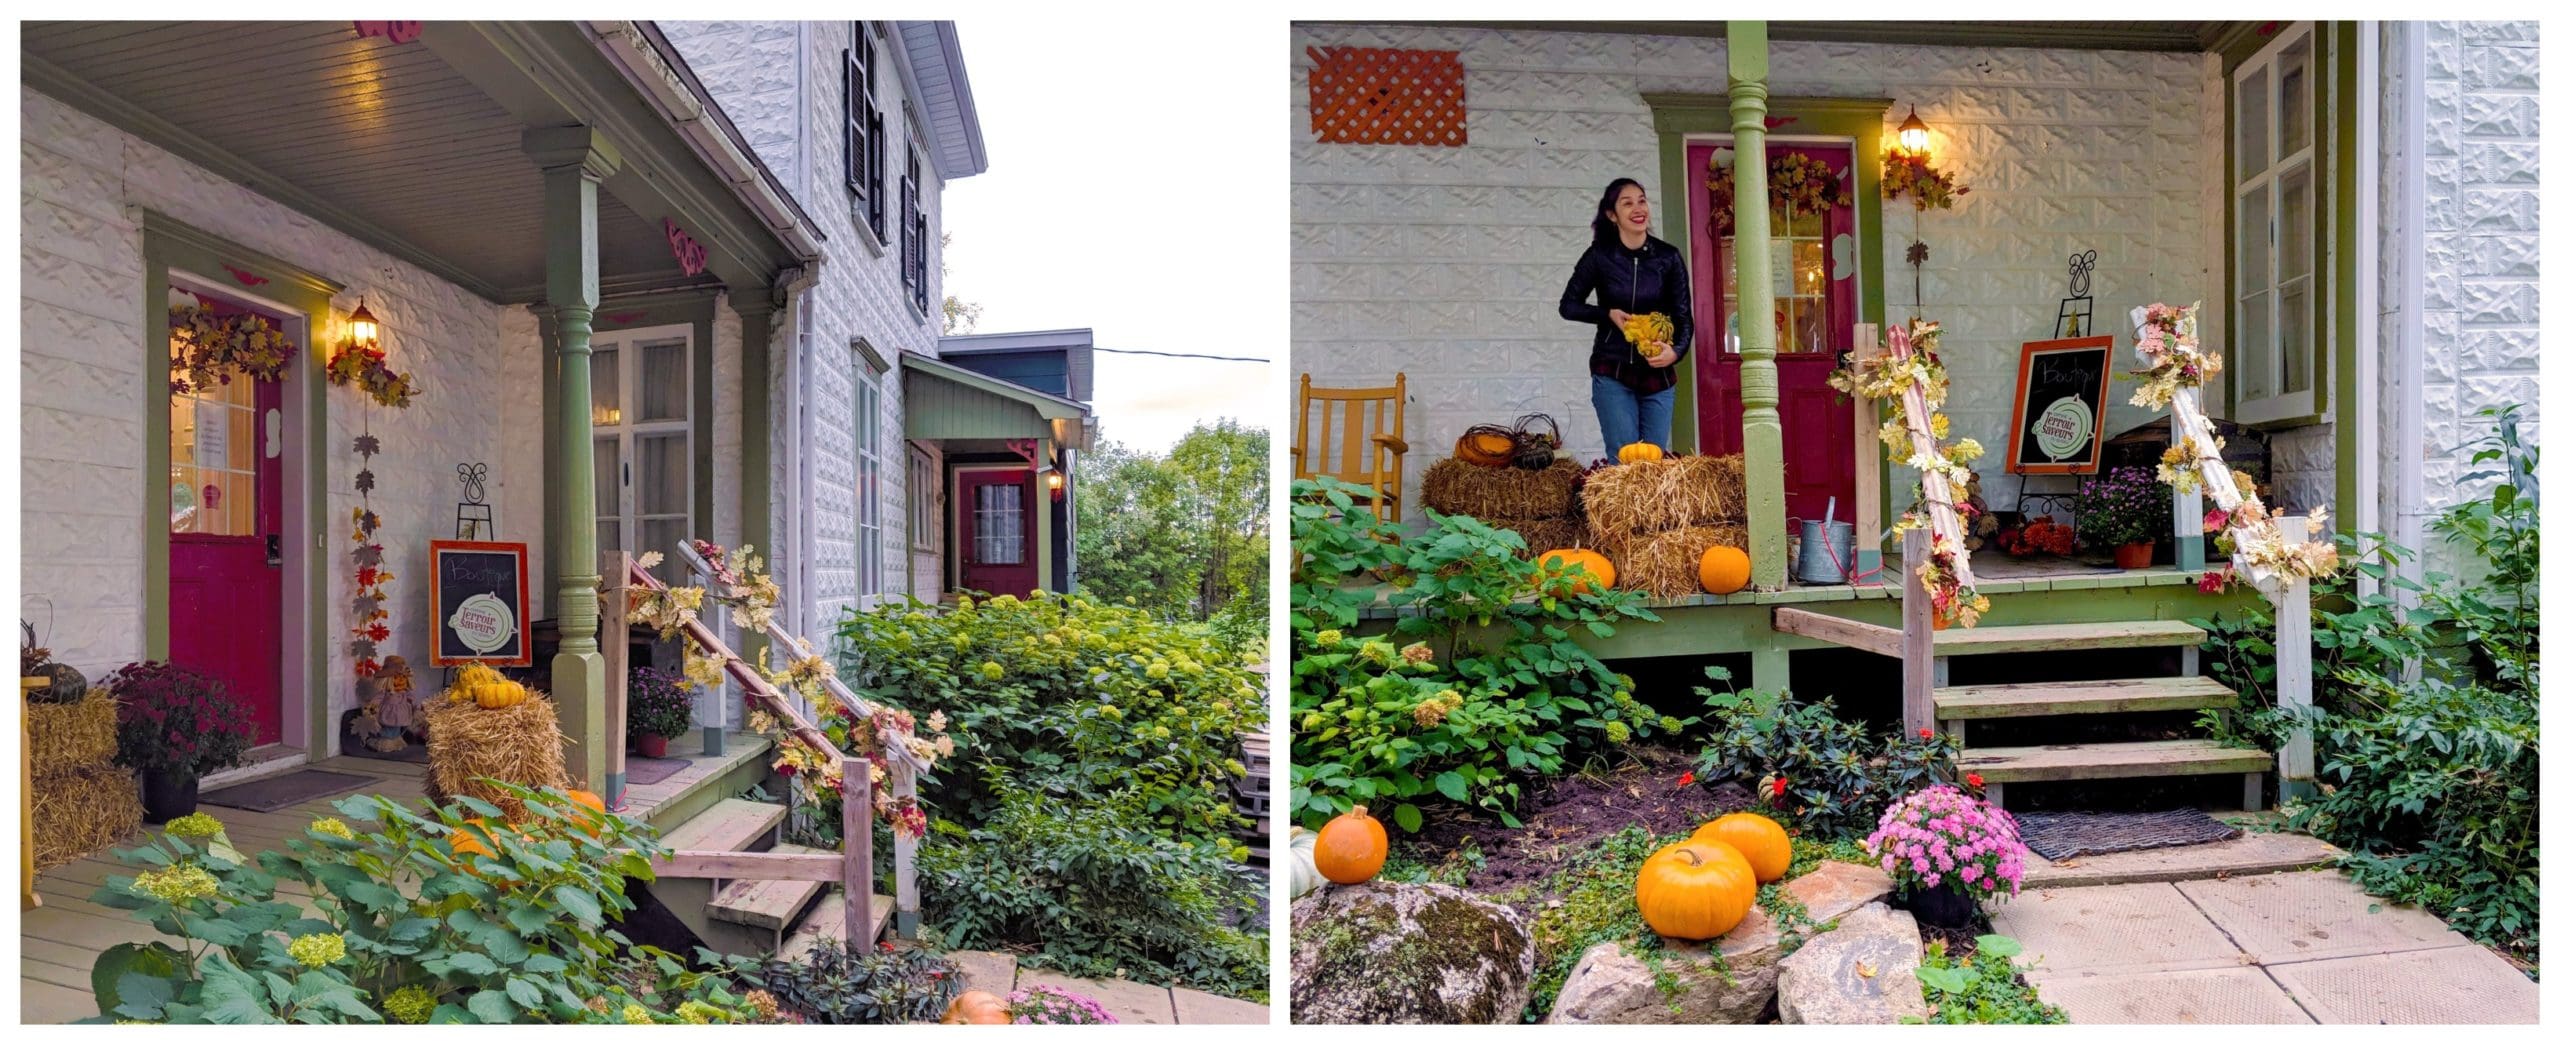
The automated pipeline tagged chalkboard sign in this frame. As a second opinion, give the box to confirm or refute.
[2007,336,2115,475]
[429,540,530,667]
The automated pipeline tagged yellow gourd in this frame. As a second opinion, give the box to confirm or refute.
[472,679,528,710]
[1617,441,1665,464]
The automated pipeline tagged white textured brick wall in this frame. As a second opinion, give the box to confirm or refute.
[667,20,948,628]
[21,91,521,743]
[1292,25,2221,516]
[2418,22,2538,510]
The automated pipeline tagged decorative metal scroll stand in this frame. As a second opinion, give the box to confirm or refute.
[453,462,493,539]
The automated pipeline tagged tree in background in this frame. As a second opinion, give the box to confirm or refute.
[940,231,983,335]
[1075,421,1268,631]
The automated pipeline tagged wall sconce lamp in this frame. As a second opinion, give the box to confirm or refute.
[1046,468,1066,501]
[346,298,381,348]
[1896,109,1932,155]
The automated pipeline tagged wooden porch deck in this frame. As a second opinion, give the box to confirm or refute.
[20,734,770,1024]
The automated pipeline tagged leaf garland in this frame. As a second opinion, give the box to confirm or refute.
[325,342,418,409]
[1827,319,1990,628]
[2127,303,2342,593]
[1880,146,1970,212]
[1702,151,1853,237]
[169,305,297,395]
[345,427,407,685]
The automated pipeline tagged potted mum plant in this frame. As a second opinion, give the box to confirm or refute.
[627,666,695,759]
[2074,465,2171,569]
[1864,783,2028,928]
[106,661,254,822]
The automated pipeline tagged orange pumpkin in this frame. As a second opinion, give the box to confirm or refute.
[1634,840,1757,940]
[1697,545,1751,596]
[1537,549,1616,596]
[1690,812,1790,883]
[553,789,609,836]
[942,990,1012,1024]
[1312,805,1389,885]
[1455,426,1517,468]
[1616,441,1665,464]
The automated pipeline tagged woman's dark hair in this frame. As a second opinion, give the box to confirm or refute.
[1591,178,1646,245]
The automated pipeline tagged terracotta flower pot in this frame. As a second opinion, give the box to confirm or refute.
[634,733,669,759]
[139,769,200,824]
[2113,540,2156,570]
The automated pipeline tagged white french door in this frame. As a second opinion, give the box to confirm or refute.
[590,324,693,564]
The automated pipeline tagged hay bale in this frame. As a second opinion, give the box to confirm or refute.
[1581,455,1747,547]
[422,692,570,821]
[1479,515,1590,559]
[32,763,142,870]
[1606,525,1753,599]
[1421,457,1583,520]
[29,688,118,777]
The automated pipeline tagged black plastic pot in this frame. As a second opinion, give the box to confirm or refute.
[1898,880,1981,929]
[139,769,201,824]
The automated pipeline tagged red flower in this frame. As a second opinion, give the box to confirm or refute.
[776,763,797,777]
[2198,570,2228,595]
[1966,772,1985,789]
[1676,771,1695,788]
[2204,508,2230,532]
[880,940,896,952]
[1771,776,1788,798]
[1918,728,1934,740]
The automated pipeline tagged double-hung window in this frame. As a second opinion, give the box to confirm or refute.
[901,142,930,314]
[906,443,939,555]
[2227,22,2323,424]
[590,325,694,564]
[843,26,885,242]
[853,352,886,605]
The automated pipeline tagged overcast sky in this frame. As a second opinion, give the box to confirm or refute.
[939,19,1276,455]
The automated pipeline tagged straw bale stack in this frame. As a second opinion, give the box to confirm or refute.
[422,691,571,821]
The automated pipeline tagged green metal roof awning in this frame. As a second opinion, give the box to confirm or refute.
[901,351,1092,452]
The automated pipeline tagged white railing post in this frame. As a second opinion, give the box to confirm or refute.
[841,755,874,955]
[891,763,919,938]
[2170,412,2207,571]
[2273,516,2315,802]
[1851,325,1884,581]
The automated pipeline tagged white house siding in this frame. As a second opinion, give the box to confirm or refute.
[2419,22,2538,509]
[1291,25,2222,520]
[666,20,948,631]
[19,90,521,742]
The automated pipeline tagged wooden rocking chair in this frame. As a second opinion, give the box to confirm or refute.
[1293,373,1409,523]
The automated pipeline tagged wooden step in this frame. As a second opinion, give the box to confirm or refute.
[1960,739,2272,784]
[1933,619,2206,656]
[707,844,832,932]
[660,798,784,854]
[1935,677,2239,720]
[776,889,898,959]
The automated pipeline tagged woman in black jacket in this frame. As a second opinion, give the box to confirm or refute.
[1559,177,1694,462]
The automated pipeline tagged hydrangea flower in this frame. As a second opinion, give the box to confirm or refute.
[384,985,437,1024]
[287,932,346,968]
[163,813,223,840]
[1862,784,2028,904]
[133,864,219,905]
[621,1003,654,1024]
[309,818,357,841]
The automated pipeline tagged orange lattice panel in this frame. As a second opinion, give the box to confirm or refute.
[1307,47,1467,147]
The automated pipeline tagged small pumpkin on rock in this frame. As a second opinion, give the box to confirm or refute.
[943,990,1012,1024]
[1289,826,1323,899]
[1690,811,1790,883]
[1313,805,1388,885]
[1634,839,1757,941]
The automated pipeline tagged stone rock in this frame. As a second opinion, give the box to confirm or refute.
[1777,902,1927,1025]
[1781,861,1894,925]
[1548,907,1785,1024]
[1289,880,1536,1024]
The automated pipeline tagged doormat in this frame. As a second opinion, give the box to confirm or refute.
[340,740,430,764]
[202,769,381,813]
[624,757,691,787]
[2014,808,2241,862]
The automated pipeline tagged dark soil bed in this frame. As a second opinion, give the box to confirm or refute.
[1399,746,1755,895]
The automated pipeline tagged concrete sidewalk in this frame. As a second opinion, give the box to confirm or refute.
[948,950,1270,1024]
[1992,868,2537,1023]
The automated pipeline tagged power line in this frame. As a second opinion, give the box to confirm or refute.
[1091,346,1271,364]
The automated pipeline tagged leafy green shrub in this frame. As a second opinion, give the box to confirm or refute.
[1691,668,1958,841]
[915,781,1268,1000]
[85,788,759,1024]
[2193,408,2538,957]
[709,938,959,1024]
[835,591,1262,844]
[1289,477,1683,832]
[1912,935,2068,1024]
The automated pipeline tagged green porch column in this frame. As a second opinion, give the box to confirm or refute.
[1726,23,1789,588]
[527,126,622,790]
[726,289,782,759]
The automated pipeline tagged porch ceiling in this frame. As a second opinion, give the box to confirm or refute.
[22,21,790,304]
[1348,21,2239,53]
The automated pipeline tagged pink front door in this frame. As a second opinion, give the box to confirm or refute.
[168,293,287,746]
[956,468,1038,599]
[1690,141,1862,528]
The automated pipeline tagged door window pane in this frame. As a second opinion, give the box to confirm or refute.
[974,482,1023,565]
[636,433,687,517]
[638,338,687,423]
[639,518,686,565]
[169,371,258,536]
[2277,38,2312,158]
[595,435,622,530]
[2278,166,2313,283]
[2240,292,2273,401]
[591,344,621,426]
[2280,283,2311,395]
[2237,67,2269,181]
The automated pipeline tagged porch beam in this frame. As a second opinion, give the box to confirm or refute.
[529,125,622,792]
[1724,22,1789,588]
[735,288,780,683]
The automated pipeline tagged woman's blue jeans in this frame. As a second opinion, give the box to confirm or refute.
[1592,374,1675,462]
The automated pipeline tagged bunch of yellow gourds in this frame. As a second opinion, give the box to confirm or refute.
[448,663,530,710]
[1623,312,1675,359]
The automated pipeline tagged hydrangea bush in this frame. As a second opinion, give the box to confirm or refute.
[1864,785,2028,903]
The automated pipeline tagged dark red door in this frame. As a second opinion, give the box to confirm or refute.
[168,293,286,746]
[957,468,1038,599]
[1690,141,1861,528]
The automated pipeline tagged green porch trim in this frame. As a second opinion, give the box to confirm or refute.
[593,288,721,557]
[140,211,345,755]
[2330,23,2363,534]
